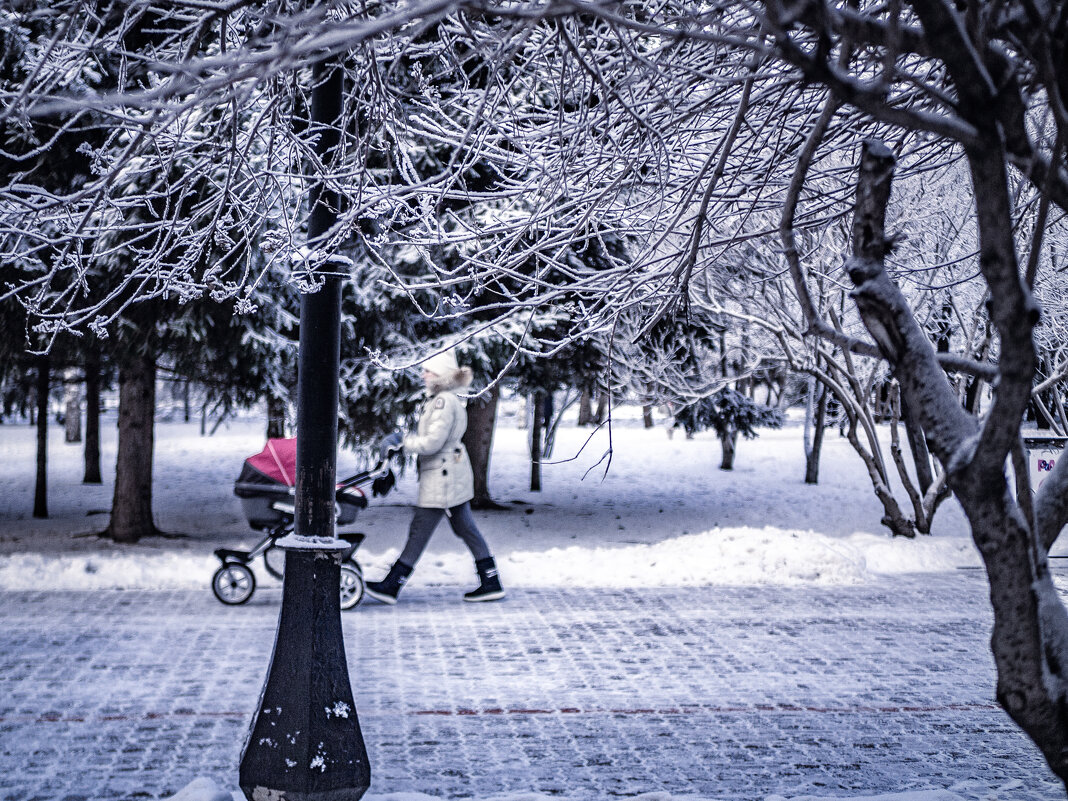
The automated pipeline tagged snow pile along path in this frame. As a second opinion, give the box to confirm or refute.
[0,522,980,591]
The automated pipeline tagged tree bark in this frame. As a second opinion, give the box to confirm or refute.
[845,139,1068,785]
[594,391,608,425]
[464,384,502,509]
[577,388,592,426]
[719,430,737,470]
[900,395,934,494]
[642,405,654,428]
[530,391,543,492]
[105,354,157,543]
[83,346,102,484]
[33,356,49,519]
[805,379,829,485]
[267,394,286,439]
[64,373,82,444]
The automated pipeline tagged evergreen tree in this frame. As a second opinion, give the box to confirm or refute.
[675,388,785,470]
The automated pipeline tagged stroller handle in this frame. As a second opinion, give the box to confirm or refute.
[337,458,391,489]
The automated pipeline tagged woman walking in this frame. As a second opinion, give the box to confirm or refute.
[366,349,505,604]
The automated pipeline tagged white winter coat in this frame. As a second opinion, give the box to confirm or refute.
[404,387,474,509]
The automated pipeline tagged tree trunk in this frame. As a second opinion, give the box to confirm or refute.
[105,354,157,543]
[182,380,191,423]
[719,330,728,377]
[83,346,102,484]
[964,375,983,415]
[901,395,934,495]
[33,356,49,519]
[842,403,917,539]
[719,429,737,471]
[64,374,82,444]
[530,392,543,492]
[843,141,1068,781]
[594,391,608,425]
[267,395,287,439]
[642,405,654,428]
[805,379,829,485]
[577,388,592,426]
[464,385,502,509]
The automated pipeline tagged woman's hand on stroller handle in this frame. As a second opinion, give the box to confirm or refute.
[381,430,404,457]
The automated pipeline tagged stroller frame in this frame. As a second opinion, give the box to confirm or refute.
[212,458,394,609]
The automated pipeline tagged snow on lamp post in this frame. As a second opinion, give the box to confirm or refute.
[239,58,370,801]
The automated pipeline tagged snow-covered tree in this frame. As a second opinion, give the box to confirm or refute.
[675,388,785,470]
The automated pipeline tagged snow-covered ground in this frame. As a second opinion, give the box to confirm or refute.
[0,403,1015,801]
[163,780,992,801]
[0,404,982,593]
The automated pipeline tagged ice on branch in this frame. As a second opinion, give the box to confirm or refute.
[87,317,109,339]
[290,247,354,293]
[75,141,114,176]
[261,231,290,254]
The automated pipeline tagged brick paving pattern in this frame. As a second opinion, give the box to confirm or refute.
[0,573,1064,800]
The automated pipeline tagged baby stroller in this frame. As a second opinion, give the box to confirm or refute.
[213,437,396,609]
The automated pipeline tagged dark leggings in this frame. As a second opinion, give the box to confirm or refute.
[398,502,491,567]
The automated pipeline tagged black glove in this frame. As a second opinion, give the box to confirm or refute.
[372,469,396,497]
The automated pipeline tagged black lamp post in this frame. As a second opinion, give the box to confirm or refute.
[239,57,370,801]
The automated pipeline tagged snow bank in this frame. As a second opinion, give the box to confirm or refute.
[0,523,981,591]
[0,551,221,591]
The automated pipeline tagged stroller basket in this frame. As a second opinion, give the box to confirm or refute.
[234,438,369,529]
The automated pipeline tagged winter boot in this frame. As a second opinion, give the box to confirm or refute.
[463,557,505,602]
[366,561,413,605]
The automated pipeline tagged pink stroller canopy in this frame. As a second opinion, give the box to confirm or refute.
[242,438,297,487]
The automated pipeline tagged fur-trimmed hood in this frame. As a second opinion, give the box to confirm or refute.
[425,366,473,395]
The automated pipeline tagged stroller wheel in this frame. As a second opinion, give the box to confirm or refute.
[339,561,364,610]
[212,563,256,605]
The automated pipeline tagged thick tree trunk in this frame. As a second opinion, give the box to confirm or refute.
[464,385,502,509]
[267,395,286,439]
[33,356,49,519]
[83,347,102,484]
[844,140,1068,784]
[642,405,654,428]
[577,388,593,426]
[719,430,737,470]
[105,354,157,543]
[530,392,543,492]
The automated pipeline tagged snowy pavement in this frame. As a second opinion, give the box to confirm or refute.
[2,413,1065,799]
[2,573,1065,801]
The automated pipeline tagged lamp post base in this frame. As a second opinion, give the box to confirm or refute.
[239,542,370,801]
